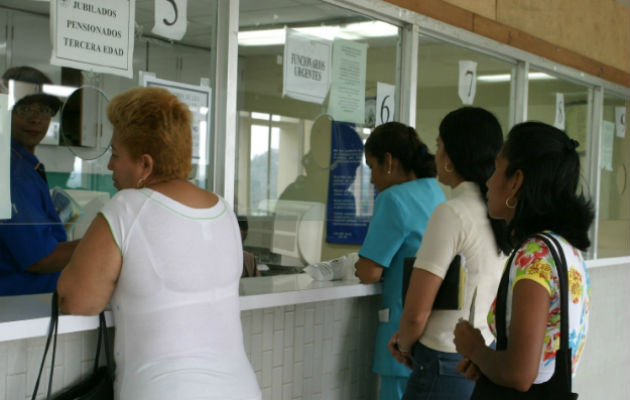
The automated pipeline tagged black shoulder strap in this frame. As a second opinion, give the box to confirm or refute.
[537,233,571,354]
[31,292,58,400]
[31,292,114,400]
[494,246,518,349]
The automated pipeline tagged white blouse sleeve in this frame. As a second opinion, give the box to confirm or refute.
[413,201,464,279]
[99,189,144,254]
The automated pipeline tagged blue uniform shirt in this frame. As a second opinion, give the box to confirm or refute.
[359,178,445,377]
[0,140,66,295]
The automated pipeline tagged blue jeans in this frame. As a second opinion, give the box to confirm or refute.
[402,342,474,400]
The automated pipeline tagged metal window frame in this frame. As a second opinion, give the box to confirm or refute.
[212,0,239,206]
[219,0,630,260]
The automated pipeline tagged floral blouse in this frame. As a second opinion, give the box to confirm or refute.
[487,232,591,383]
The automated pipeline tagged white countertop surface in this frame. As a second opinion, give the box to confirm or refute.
[0,274,381,342]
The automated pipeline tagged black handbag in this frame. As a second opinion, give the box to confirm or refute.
[31,292,114,400]
[471,233,578,399]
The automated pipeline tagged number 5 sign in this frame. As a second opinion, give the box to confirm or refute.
[376,82,395,126]
[458,60,477,105]
[152,0,188,41]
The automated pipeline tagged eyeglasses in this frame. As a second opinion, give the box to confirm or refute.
[13,104,54,119]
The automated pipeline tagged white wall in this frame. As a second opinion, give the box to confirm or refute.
[573,263,630,399]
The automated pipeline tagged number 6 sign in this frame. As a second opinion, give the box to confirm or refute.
[152,0,188,41]
[376,82,395,126]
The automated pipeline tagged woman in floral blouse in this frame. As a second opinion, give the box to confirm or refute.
[453,121,593,398]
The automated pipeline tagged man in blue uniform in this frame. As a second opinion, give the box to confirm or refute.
[0,66,79,295]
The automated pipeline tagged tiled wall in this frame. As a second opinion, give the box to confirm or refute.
[241,297,380,400]
[0,330,103,400]
[1,295,380,400]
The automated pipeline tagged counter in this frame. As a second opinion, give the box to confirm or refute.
[0,274,382,399]
[0,274,381,342]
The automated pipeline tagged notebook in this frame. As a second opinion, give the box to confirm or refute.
[402,254,466,310]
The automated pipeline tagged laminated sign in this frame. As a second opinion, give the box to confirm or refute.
[283,28,332,104]
[50,0,135,78]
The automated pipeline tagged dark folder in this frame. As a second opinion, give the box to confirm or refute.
[402,255,465,310]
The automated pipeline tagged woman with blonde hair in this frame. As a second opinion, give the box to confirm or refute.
[58,87,261,400]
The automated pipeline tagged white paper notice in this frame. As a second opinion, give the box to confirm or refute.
[283,28,332,104]
[554,93,566,130]
[140,75,211,165]
[458,60,477,105]
[329,39,368,124]
[601,120,615,172]
[0,95,10,219]
[615,106,626,138]
[152,0,188,41]
[50,0,135,78]
[376,82,395,126]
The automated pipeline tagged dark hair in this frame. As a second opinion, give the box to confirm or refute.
[439,107,511,255]
[2,66,62,114]
[364,122,436,179]
[2,66,53,84]
[502,122,593,251]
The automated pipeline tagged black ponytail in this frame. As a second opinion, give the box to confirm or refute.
[439,107,512,255]
[502,122,594,251]
[365,122,436,179]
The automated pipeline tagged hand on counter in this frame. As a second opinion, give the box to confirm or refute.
[304,252,359,281]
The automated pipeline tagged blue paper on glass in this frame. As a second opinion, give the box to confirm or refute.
[326,121,368,244]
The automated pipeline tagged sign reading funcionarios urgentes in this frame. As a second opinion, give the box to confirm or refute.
[50,0,135,78]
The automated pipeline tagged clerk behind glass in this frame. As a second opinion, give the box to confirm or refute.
[0,66,78,296]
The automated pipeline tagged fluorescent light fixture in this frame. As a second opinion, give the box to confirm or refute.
[238,21,398,46]
[477,72,556,82]
[43,84,77,97]
[342,21,399,38]
[238,28,285,46]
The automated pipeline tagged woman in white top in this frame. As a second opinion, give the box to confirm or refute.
[387,107,512,399]
[57,87,261,400]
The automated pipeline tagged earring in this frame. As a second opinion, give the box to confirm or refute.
[505,197,517,209]
[387,170,391,175]
[136,178,146,189]
[444,163,454,173]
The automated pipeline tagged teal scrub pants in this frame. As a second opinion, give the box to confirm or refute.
[379,375,409,400]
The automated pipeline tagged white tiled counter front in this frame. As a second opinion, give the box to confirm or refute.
[0,275,382,400]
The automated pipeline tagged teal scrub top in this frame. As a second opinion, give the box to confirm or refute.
[359,178,445,377]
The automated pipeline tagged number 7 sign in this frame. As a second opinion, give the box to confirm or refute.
[458,60,477,105]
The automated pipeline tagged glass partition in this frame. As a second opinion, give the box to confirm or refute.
[236,0,401,268]
[0,0,218,296]
[415,35,516,197]
[528,67,592,197]
[598,94,630,257]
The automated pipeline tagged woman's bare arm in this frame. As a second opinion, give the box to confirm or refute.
[57,214,122,315]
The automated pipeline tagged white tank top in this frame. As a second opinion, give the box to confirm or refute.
[101,188,261,400]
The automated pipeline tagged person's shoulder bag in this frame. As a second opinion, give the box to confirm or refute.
[471,232,579,399]
[31,291,114,400]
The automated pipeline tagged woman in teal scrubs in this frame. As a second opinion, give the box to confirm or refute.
[355,122,445,400]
